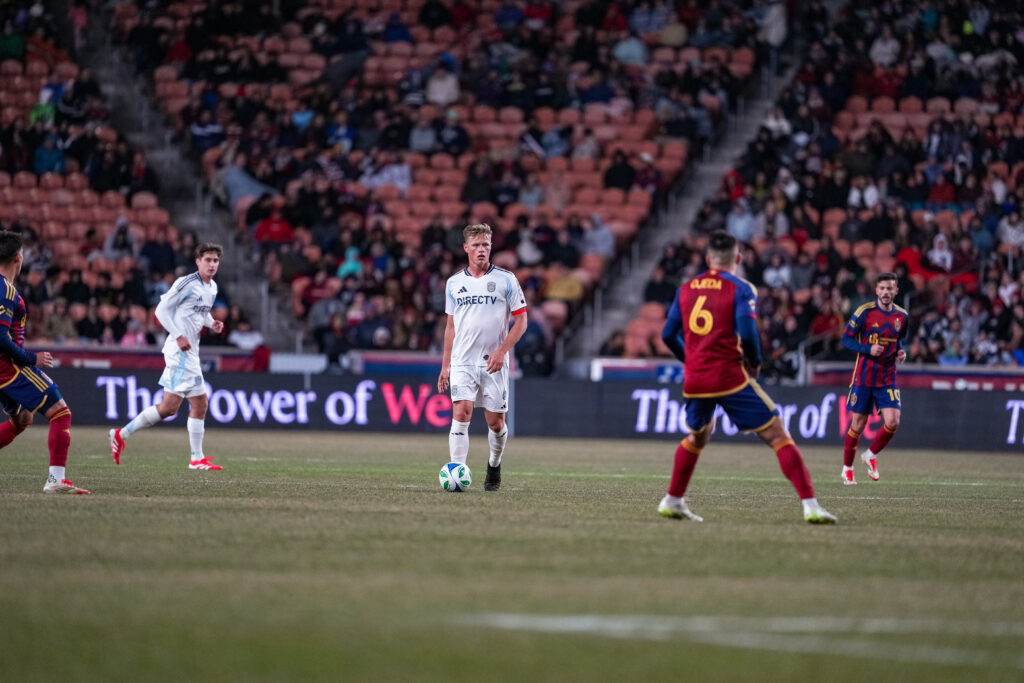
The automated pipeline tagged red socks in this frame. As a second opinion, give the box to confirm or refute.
[47,407,71,468]
[667,437,702,498]
[773,438,815,499]
[843,428,861,467]
[0,418,27,449]
[868,424,897,455]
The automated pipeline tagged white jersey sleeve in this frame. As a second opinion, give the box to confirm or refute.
[157,273,218,355]
[445,265,526,368]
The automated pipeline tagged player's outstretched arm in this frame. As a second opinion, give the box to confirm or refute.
[0,327,36,366]
[438,315,455,391]
[488,309,527,374]
[155,290,189,350]
[840,332,873,355]
[661,295,685,363]
[204,311,224,334]
[735,310,762,370]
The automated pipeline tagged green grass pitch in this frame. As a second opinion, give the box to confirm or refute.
[2,427,1023,682]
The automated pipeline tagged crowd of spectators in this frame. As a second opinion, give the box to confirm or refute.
[118,0,783,373]
[0,1,259,350]
[614,0,1024,376]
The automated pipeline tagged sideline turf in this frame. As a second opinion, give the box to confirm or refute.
[1,428,1022,682]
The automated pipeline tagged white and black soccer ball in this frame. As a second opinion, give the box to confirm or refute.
[439,462,472,492]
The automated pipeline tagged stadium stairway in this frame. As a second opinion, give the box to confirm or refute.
[62,2,294,348]
[563,63,800,365]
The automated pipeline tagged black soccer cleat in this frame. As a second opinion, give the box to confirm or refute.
[484,464,501,491]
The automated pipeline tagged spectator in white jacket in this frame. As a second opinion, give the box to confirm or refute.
[425,64,460,107]
[869,25,901,67]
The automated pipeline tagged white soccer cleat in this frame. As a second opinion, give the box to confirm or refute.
[804,504,837,524]
[841,468,856,485]
[43,478,90,495]
[188,457,222,471]
[658,497,703,522]
[861,451,879,481]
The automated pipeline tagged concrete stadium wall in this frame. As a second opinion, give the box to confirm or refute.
[48,369,1024,453]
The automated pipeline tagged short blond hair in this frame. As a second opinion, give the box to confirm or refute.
[463,223,493,243]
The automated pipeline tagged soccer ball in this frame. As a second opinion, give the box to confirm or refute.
[439,462,472,492]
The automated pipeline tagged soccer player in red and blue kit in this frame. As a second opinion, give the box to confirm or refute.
[0,231,88,494]
[658,231,836,524]
[839,272,908,485]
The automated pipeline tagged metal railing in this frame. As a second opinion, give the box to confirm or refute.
[795,330,838,385]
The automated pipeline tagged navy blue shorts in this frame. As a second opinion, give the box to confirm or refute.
[0,367,63,417]
[684,382,779,434]
[846,385,901,415]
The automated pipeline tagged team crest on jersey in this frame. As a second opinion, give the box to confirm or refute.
[487,282,496,292]
[894,318,901,331]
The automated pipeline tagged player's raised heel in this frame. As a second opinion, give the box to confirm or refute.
[43,478,90,494]
[841,468,856,485]
[188,457,222,471]
[804,505,837,524]
[860,452,879,481]
[109,428,125,464]
[484,464,501,491]
[657,497,703,522]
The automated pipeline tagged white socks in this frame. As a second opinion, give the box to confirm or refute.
[449,420,470,464]
[122,405,161,439]
[801,497,821,514]
[187,418,205,461]
[48,466,65,483]
[488,427,507,467]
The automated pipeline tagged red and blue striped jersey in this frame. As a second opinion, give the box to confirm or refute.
[0,274,29,385]
[843,300,908,388]
[665,269,759,398]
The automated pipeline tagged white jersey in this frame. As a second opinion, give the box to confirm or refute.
[445,265,526,368]
[156,272,218,357]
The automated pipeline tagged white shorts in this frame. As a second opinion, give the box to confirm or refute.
[159,348,207,398]
[449,364,509,413]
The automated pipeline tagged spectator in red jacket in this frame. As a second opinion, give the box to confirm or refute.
[253,200,295,254]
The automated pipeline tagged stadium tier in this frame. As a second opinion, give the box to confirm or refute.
[0,4,209,347]
[618,0,1024,377]
[113,0,767,371]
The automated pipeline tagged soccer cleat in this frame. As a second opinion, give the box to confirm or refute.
[109,428,125,464]
[657,497,703,522]
[804,505,838,524]
[43,478,91,495]
[484,464,501,491]
[188,457,222,471]
[842,468,856,485]
[861,451,879,481]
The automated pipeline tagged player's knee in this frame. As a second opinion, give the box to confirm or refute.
[452,402,472,422]
[190,398,209,419]
[158,395,181,417]
[885,416,900,431]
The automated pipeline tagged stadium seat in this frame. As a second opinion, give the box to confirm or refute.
[926,97,951,114]
[898,96,923,113]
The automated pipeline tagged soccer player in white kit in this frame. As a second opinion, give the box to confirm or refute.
[109,243,226,470]
[438,224,528,491]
